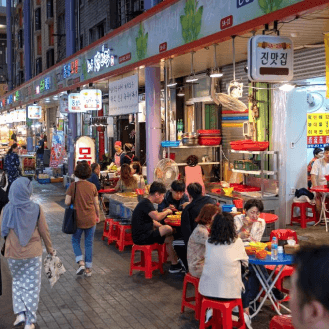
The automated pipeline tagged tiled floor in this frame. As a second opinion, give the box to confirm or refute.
[0,181,288,328]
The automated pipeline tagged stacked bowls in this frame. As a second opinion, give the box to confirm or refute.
[197,129,222,146]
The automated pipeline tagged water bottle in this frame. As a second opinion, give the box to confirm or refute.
[271,237,278,260]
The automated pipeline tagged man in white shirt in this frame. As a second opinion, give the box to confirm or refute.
[310,146,329,214]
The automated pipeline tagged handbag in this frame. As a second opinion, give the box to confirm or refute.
[62,183,77,234]
[43,251,66,288]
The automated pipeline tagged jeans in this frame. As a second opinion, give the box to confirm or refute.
[242,265,271,307]
[72,226,96,268]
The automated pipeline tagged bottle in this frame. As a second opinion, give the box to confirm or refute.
[271,237,278,260]
[177,119,183,142]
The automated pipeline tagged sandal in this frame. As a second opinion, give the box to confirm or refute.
[84,269,92,277]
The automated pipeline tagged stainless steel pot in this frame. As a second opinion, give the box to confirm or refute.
[182,137,199,146]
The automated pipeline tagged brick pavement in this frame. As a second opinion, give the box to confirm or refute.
[0,182,281,329]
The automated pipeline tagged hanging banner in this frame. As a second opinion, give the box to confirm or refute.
[27,105,42,119]
[49,132,66,167]
[68,93,83,112]
[248,35,293,82]
[59,95,69,114]
[57,119,64,131]
[75,136,96,166]
[80,89,102,111]
[108,75,138,116]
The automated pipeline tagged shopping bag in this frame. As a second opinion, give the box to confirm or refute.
[43,251,66,288]
[62,183,77,234]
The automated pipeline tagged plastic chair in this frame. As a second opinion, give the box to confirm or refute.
[129,244,164,279]
[102,218,112,241]
[266,229,298,298]
[291,202,317,228]
[270,315,294,328]
[199,297,245,329]
[180,273,202,320]
[115,224,133,252]
[102,218,119,244]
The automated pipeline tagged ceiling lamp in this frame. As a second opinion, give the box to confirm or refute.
[177,87,185,97]
[167,58,177,88]
[186,51,198,83]
[279,84,295,92]
[210,44,223,78]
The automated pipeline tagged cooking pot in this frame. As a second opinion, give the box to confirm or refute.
[182,132,199,146]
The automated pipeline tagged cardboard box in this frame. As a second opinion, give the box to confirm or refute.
[284,244,300,254]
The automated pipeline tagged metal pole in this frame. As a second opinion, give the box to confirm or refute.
[164,60,169,141]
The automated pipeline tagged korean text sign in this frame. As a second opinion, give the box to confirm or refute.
[307,112,329,148]
[28,106,42,119]
[68,93,83,113]
[75,136,96,166]
[108,75,138,116]
[248,35,293,82]
[80,89,102,111]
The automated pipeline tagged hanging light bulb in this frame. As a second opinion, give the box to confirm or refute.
[186,51,198,83]
[210,44,223,78]
[279,84,295,92]
[167,58,177,88]
[177,87,185,97]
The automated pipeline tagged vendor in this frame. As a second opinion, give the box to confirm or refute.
[108,141,125,170]
[307,147,323,189]
[36,134,45,160]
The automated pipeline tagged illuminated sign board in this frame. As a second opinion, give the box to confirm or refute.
[80,89,102,111]
[28,105,42,119]
[68,93,83,113]
[87,45,115,73]
[75,136,96,166]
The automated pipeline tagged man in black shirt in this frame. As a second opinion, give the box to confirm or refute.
[132,181,184,273]
[158,180,189,212]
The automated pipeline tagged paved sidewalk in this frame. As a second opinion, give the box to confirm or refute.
[0,182,280,328]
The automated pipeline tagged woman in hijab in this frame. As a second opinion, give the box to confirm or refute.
[1,177,54,329]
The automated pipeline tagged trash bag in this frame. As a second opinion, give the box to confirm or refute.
[43,251,66,288]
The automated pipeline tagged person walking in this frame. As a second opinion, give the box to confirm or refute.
[1,177,54,329]
[4,143,21,195]
[65,162,100,277]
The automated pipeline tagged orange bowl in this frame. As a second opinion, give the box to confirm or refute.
[245,247,257,256]
[266,242,272,250]
[256,250,267,260]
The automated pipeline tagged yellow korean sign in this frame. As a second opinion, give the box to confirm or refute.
[325,34,329,99]
[307,113,329,136]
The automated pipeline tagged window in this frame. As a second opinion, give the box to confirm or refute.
[89,28,95,44]
[80,35,83,50]
[46,0,53,18]
[97,21,105,39]
[20,52,23,69]
[37,35,42,55]
[18,29,23,48]
[46,49,54,68]
[58,14,65,34]
[35,8,41,30]
[49,24,54,46]
[36,57,42,75]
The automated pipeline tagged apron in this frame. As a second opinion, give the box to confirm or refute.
[185,165,206,197]
[114,152,123,167]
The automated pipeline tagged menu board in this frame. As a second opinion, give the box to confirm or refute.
[68,93,83,112]
[307,112,329,148]
[28,106,42,119]
[80,89,102,111]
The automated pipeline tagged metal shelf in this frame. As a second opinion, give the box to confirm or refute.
[232,169,276,176]
[176,162,219,166]
[231,150,277,155]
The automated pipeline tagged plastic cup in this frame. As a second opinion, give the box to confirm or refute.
[233,199,244,208]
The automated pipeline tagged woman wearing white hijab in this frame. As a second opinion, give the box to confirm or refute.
[1,177,53,329]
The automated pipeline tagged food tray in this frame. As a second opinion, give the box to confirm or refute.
[230,140,269,151]
[38,178,51,184]
[198,136,222,146]
[198,129,221,135]
[161,141,180,147]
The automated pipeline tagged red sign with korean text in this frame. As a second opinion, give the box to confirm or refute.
[220,15,233,30]
[307,135,329,148]
[159,42,167,53]
[119,53,132,64]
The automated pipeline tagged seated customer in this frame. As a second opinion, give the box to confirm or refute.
[88,163,101,191]
[115,164,138,192]
[130,161,145,189]
[158,180,189,212]
[181,183,216,246]
[131,181,184,273]
[234,199,286,304]
[198,213,252,328]
[187,204,220,278]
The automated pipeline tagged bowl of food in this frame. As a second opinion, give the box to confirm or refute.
[256,250,268,260]
[223,187,234,197]
[167,215,181,220]
[175,211,182,215]
[249,241,267,251]
[245,247,257,256]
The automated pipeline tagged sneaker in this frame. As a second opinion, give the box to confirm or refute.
[244,313,253,329]
[84,269,92,277]
[273,288,287,301]
[169,262,183,273]
[24,324,35,329]
[178,259,187,273]
[205,308,213,323]
[14,313,25,327]
[76,265,85,275]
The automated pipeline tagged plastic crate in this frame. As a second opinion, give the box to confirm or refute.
[161,141,180,147]
[222,204,235,212]
[38,178,51,184]
[234,160,259,171]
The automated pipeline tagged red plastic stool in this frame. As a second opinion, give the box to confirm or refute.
[199,297,245,329]
[270,315,294,328]
[291,202,317,228]
[181,273,202,320]
[116,224,133,252]
[158,243,168,264]
[107,220,120,245]
[129,244,164,279]
[102,218,112,241]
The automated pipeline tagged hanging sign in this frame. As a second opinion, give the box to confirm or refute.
[108,75,138,116]
[68,93,83,113]
[75,136,96,166]
[248,35,293,82]
[17,109,26,122]
[59,95,69,114]
[7,111,15,123]
[80,89,102,111]
[28,105,42,119]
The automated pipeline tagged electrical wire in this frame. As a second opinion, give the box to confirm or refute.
[292,120,307,146]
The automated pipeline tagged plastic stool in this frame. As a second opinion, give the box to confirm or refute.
[102,218,112,241]
[270,315,294,328]
[158,243,168,264]
[129,244,164,279]
[291,202,317,228]
[116,224,133,252]
[107,219,120,245]
[181,273,202,320]
[199,297,245,329]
